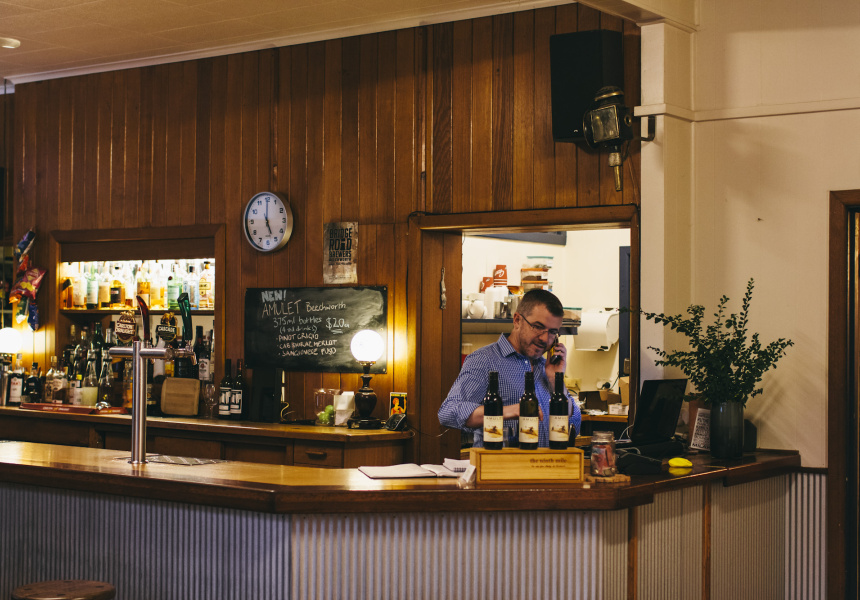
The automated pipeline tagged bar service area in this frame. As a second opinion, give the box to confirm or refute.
[0,1,835,598]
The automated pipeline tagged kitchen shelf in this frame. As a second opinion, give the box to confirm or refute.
[461,318,578,335]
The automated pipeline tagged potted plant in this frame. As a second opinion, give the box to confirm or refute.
[638,279,793,459]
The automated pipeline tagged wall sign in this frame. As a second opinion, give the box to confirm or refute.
[244,286,387,373]
[323,222,357,284]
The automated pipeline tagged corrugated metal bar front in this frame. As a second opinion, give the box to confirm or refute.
[786,472,826,600]
[711,475,787,600]
[0,482,291,600]
[636,485,703,599]
[290,511,609,600]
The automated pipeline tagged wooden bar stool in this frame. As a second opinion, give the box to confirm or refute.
[11,580,116,600]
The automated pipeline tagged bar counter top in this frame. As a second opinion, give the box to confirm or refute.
[0,441,800,514]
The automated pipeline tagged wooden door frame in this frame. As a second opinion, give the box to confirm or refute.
[408,204,641,464]
[828,189,859,598]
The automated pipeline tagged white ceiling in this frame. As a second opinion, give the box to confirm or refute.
[0,0,570,86]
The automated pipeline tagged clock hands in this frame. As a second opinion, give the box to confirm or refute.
[265,198,272,234]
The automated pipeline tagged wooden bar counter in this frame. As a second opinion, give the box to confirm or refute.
[0,406,411,468]
[0,440,801,600]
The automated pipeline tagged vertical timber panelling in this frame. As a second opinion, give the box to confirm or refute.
[14,6,639,458]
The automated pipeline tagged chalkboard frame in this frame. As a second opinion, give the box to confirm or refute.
[244,286,388,373]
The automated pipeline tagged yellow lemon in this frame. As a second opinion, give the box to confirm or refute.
[668,457,692,468]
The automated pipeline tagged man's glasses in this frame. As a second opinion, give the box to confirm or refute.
[519,313,560,338]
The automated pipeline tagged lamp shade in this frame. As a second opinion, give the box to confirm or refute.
[350,329,384,363]
[0,327,22,355]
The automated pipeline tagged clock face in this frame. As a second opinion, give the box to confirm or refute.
[243,192,293,252]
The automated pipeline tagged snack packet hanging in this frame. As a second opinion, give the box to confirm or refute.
[9,267,46,303]
[14,229,36,261]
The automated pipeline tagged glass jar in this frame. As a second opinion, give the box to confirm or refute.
[590,430,617,477]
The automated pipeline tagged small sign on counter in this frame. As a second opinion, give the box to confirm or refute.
[469,447,585,485]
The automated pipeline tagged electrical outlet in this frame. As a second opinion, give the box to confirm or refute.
[623,358,631,375]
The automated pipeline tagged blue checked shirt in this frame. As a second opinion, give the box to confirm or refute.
[439,334,581,447]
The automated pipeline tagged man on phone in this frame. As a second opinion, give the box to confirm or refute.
[438,289,581,448]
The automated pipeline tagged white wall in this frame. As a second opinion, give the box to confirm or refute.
[640,0,860,467]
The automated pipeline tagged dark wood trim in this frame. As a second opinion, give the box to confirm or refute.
[828,189,858,600]
[413,204,638,232]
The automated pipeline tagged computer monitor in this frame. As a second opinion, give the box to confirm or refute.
[629,379,687,446]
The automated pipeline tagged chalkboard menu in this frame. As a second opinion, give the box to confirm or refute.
[244,286,387,373]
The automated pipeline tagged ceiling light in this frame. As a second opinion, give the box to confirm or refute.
[0,38,21,49]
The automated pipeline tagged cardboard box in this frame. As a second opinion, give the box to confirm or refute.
[469,447,584,484]
[619,376,630,406]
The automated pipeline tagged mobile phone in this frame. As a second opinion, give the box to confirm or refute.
[548,339,562,364]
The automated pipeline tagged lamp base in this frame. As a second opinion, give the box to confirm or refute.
[347,416,383,430]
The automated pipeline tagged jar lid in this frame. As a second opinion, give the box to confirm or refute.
[592,430,615,443]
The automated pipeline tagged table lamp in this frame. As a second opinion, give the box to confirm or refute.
[0,327,22,364]
[348,329,385,429]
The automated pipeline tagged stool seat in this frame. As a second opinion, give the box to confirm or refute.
[11,580,116,600]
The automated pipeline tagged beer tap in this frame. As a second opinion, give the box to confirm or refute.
[108,295,196,465]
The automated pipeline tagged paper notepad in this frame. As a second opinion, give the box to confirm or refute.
[358,463,462,479]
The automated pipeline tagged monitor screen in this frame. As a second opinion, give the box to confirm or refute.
[631,379,687,445]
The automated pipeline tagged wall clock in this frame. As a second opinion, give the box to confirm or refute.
[243,191,293,252]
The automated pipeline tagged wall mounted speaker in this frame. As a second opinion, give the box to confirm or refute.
[550,30,624,143]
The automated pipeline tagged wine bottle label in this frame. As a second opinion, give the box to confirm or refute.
[197,358,210,381]
[483,415,504,443]
[218,388,231,415]
[8,378,22,403]
[519,416,539,444]
[230,390,243,414]
[549,415,569,442]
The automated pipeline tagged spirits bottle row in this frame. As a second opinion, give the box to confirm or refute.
[60,258,215,311]
[1,321,216,411]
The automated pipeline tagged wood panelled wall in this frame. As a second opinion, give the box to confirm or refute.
[12,4,639,461]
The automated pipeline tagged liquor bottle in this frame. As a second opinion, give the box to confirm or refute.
[193,325,209,381]
[110,264,125,309]
[44,356,59,403]
[230,359,246,420]
[54,366,70,404]
[6,355,25,406]
[482,371,504,450]
[21,362,43,404]
[97,355,114,407]
[518,371,540,450]
[198,261,214,309]
[85,263,99,309]
[150,261,166,310]
[185,264,199,308]
[60,263,74,309]
[98,262,112,309]
[136,261,151,308]
[218,359,233,419]
[72,263,87,309]
[549,372,570,450]
[91,321,105,368]
[166,262,180,310]
[80,351,99,406]
[122,262,136,308]
[73,327,91,378]
[62,324,78,371]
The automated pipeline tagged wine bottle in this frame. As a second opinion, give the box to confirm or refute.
[80,352,99,407]
[194,325,210,381]
[218,359,232,419]
[482,371,504,450]
[549,372,569,449]
[518,371,540,450]
[230,359,246,420]
[6,355,25,406]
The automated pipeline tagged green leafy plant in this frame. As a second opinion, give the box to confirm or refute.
[640,278,793,407]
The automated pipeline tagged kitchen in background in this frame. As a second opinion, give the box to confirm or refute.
[461,228,629,395]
